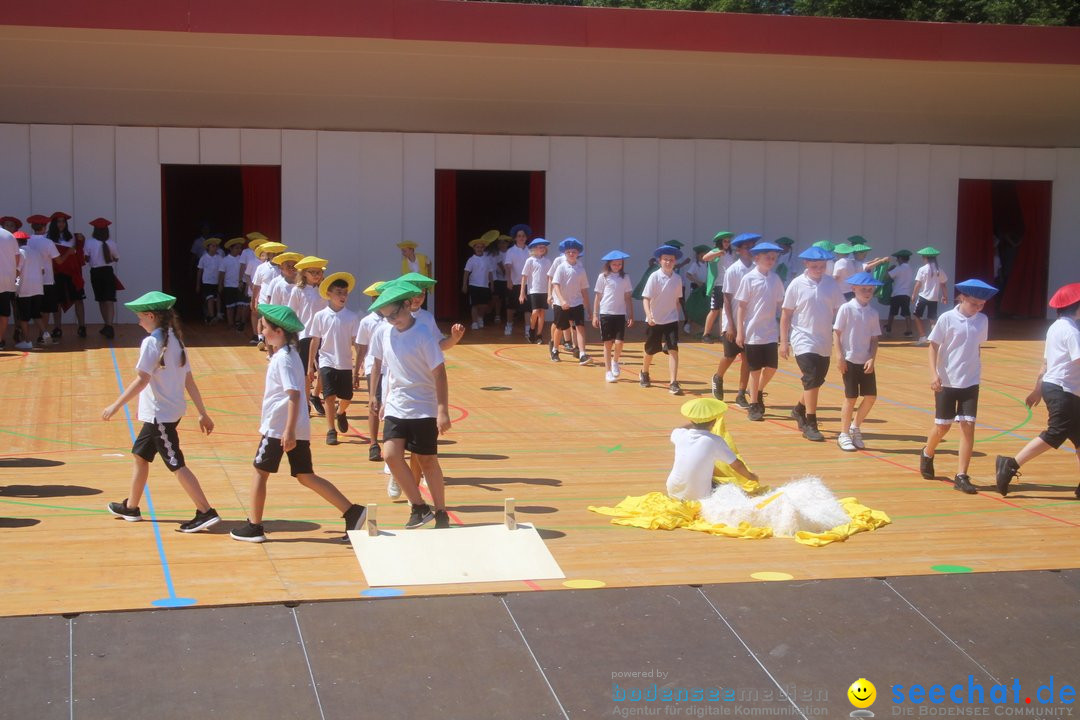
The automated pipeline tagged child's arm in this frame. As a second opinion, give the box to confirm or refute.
[722,292,736,339]
[283,389,300,451]
[433,363,451,434]
[217,268,225,293]
[102,371,151,420]
[184,372,215,435]
[440,324,466,351]
[307,336,322,388]
[552,281,567,309]
[735,300,748,347]
[625,291,634,327]
[910,278,923,304]
[354,344,368,383]
[592,289,601,329]
[938,279,949,304]
[580,285,590,320]
[461,269,470,294]
[834,328,847,374]
[519,273,528,303]
[1026,360,1047,408]
[779,307,793,359]
[864,336,879,373]
[368,358,382,414]
[928,341,942,391]
[729,458,758,484]
[642,296,654,325]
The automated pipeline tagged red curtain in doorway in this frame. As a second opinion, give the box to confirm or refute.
[241,166,281,243]
[529,171,546,239]
[434,170,458,320]
[954,180,995,285]
[999,181,1051,318]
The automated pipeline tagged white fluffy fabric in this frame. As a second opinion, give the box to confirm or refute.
[699,476,851,537]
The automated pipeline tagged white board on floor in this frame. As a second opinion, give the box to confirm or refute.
[348,523,565,587]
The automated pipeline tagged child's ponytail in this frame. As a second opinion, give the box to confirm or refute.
[156,309,188,368]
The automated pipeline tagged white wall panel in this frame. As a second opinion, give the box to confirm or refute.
[830,144,864,241]
[158,127,199,165]
[240,129,282,166]
[473,135,512,170]
[959,146,992,179]
[622,138,660,254]
[927,145,961,281]
[1023,149,1057,180]
[728,141,765,232]
[894,145,931,254]
[991,147,1025,180]
[315,132,361,261]
[797,143,832,243]
[585,137,622,253]
[693,140,731,239]
[658,139,695,246]
[73,126,116,227]
[199,128,241,165]
[402,133,436,250]
[434,134,473,170]
[281,130,317,246]
[115,127,160,304]
[0,124,31,218]
[510,136,549,171]
[546,137,587,245]
[862,145,899,248]
[29,124,73,215]
[357,132,404,285]
[1049,148,1080,313]
[762,141,798,244]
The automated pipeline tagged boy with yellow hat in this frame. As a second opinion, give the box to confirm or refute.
[196,237,223,324]
[667,399,758,501]
[308,272,360,446]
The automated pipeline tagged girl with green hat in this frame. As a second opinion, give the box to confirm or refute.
[911,247,948,346]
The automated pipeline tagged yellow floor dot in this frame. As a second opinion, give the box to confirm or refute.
[563,579,606,589]
[751,571,794,581]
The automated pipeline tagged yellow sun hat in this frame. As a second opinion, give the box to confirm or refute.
[256,241,287,255]
[468,238,488,250]
[319,272,356,299]
[271,252,303,266]
[225,237,246,249]
[294,256,328,271]
[246,231,268,241]
[248,237,269,250]
[396,241,418,249]
[203,236,222,248]
[480,229,500,246]
[362,281,386,297]
[681,398,728,423]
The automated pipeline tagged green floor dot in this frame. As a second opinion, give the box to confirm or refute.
[931,564,973,574]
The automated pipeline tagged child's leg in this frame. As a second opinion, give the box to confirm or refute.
[409,452,423,486]
[368,405,380,447]
[703,309,719,337]
[296,473,352,515]
[1014,437,1053,467]
[716,356,735,379]
[667,349,678,382]
[738,360,750,392]
[642,350,654,374]
[804,386,821,415]
[325,395,338,432]
[746,369,762,402]
[957,421,975,475]
[913,313,925,338]
[247,469,270,524]
[102,300,115,328]
[416,454,446,511]
[924,420,951,457]
[126,456,151,508]
[854,395,877,427]
[384,438,422,504]
[574,324,587,356]
[337,398,351,417]
[74,299,85,329]
[172,466,212,513]
[613,339,624,365]
[603,340,613,371]
[840,397,857,431]
[757,367,777,395]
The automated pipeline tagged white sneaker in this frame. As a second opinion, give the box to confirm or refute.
[683,322,691,333]
[14,341,32,350]
[479,319,485,328]
[850,426,865,450]
[470,322,480,330]
[494,316,501,324]
[387,477,401,499]
[611,360,621,378]
[916,336,929,346]
[38,333,52,345]
[382,462,391,475]
[837,432,856,452]
[605,371,615,383]
[504,322,512,336]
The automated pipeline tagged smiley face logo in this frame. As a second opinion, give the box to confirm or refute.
[848,678,877,709]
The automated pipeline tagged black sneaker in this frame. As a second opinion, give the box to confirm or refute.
[953,474,978,495]
[433,510,450,529]
[791,402,807,429]
[735,391,749,408]
[549,346,560,362]
[711,374,723,399]
[336,413,349,432]
[405,503,435,529]
[343,504,367,532]
[77,325,86,338]
[995,455,1020,496]
[747,402,765,422]
[0,340,5,350]
[249,336,260,346]
[578,353,590,365]
[562,341,574,352]
[230,521,266,543]
[310,395,325,415]
[669,381,682,396]
[639,371,651,388]
[51,326,62,339]
[103,325,115,339]
[920,449,936,480]
[178,507,221,533]
[368,443,382,462]
[326,429,339,446]
[107,499,141,522]
[534,335,545,345]
[883,323,892,335]
[702,334,715,344]
[802,419,825,442]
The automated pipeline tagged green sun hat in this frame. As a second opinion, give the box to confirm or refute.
[257,304,305,333]
[369,281,423,313]
[124,291,176,313]
[775,237,795,247]
[692,244,711,254]
[833,243,855,255]
[666,239,684,249]
[713,231,734,243]
[847,235,867,246]
[916,246,942,256]
[397,271,437,290]
[892,249,912,258]
[812,240,835,252]
[851,243,873,253]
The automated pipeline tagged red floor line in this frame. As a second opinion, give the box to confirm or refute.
[523,580,542,591]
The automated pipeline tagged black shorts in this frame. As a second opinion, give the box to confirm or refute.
[41,284,58,314]
[599,314,626,342]
[722,334,743,358]
[935,384,979,423]
[200,283,218,301]
[319,366,354,401]
[468,286,491,306]
[914,298,939,319]
[53,273,85,305]
[253,436,314,476]
[383,416,439,455]
[1039,382,1080,449]
[0,291,12,318]
[508,285,523,311]
[644,322,678,356]
[842,363,878,399]
[795,353,830,390]
[90,266,117,302]
[297,337,313,372]
[492,280,507,299]
[131,420,186,471]
[16,294,43,321]
[528,293,548,312]
[222,286,240,307]
[889,295,911,318]
[709,286,723,312]
[553,305,585,330]
[744,342,779,371]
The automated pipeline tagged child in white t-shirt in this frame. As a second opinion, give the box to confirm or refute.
[734,242,786,421]
[231,304,367,543]
[591,250,634,383]
[308,272,360,446]
[196,238,222,324]
[920,279,998,494]
[503,224,533,338]
[641,245,685,395]
[550,239,591,365]
[102,292,220,533]
[0,228,18,350]
[666,398,757,501]
[885,249,915,337]
[288,256,329,415]
[219,239,248,331]
[700,231,735,343]
[711,233,758,407]
[519,238,552,346]
[462,238,492,330]
[355,282,389,463]
[833,272,884,452]
[911,246,948,345]
[267,252,302,307]
[249,241,287,349]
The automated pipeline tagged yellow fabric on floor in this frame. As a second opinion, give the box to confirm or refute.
[587,492,890,546]
[709,415,765,494]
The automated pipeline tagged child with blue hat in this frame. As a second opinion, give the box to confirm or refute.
[548,237,584,355]
[734,241,786,421]
[504,224,533,339]
[699,231,735,343]
[919,278,999,494]
[592,250,634,382]
[711,233,760,406]
[519,238,552,345]
[833,272,884,452]
[549,237,590,364]
[641,245,685,394]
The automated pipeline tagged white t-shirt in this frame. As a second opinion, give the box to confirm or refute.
[190,236,206,258]
[594,272,633,316]
[355,311,385,375]
[309,306,360,371]
[41,238,59,285]
[505,245,531,282]
[833,299,882,364]
[552,262,589,308]
[135,328,190,424]
[287,285,327,340]
[547,254,567,279]
[17,235,59,297]
[267,275,294,306]
[252,261,279,303]
[783,272,845,356]
[240,248,258,279]
[412,308,441,339]
[465,255,491,287]
[666,428,737,501]
[219,254,242,287]
[85,238,119,269]
[260,347,310,441]
[833,257,863,295]
[721,259,753,332]
[491,251,507,282]
[197,252,221,285]
[915,264,948,302]
[734,268,785,345]
[521,255,552,293]
[928,306,988,389]
[0,229,18,293]
[1042,317,1080,397]
[684,260,706,286]
[642,269,683,325]
[888,263,915,297]
[381,322,446,420]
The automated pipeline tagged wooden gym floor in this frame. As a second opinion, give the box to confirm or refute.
[1,318,1078,618]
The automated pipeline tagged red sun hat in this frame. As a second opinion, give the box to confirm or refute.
[50,211,72,221]
[26,214,50,225]
[89,217,112,228]
[1048,283,1080,309]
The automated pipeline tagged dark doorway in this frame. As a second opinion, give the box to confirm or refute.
[161,165,281,320]
[434,170,545,321]
[955,179,1052,319]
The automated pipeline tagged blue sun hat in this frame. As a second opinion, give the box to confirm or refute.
[528,237,550,248]
[601,250,630,262]
[847,271,883,288]
[559,237,583,253]
[749,241,783,254]
[798,246,835,261]
[510,223,532,238]
[955,279,998,301]
[653,244,683,260]
[730,233,761,247]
